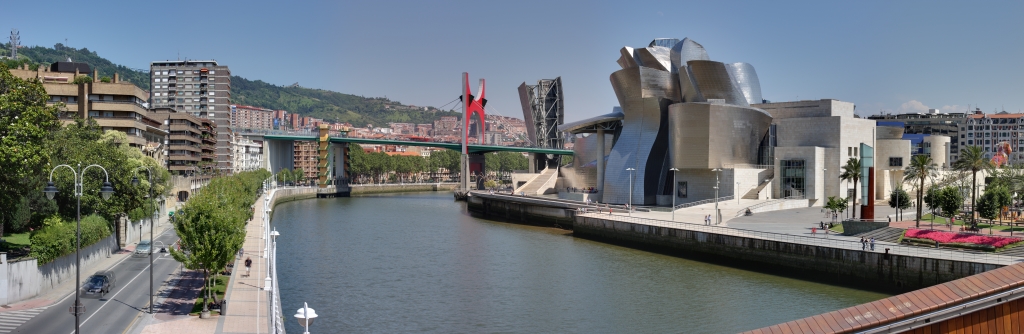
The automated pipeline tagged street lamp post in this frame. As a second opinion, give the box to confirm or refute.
[626,168,636,216]
[670,168,679,222]
[131,167,156,314]
[294,302,318,334]
[44,163,115,334]
[712,168,722,224]
[736,181,740,204]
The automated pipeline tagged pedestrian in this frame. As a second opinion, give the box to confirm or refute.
[825,227,829,238]
[870,237,876,251]
[861,237,866,250]
[244,257,252,277]
[812,227,817,236]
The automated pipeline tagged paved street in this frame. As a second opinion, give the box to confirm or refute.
[9,228,181,334]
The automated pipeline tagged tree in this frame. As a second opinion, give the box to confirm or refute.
[889,188,911,221]
[904,155,937,228]
[937,186,964,222]
[168,169,268,313]
[982,185,1012,225]
[0,64,62,236]
[924,186,940,224]
[954,145,994,222]
[824,196,847,220]
[840,158,862,219]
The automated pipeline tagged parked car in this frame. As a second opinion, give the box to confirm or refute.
[82,271,116,298]
[134,240,151,257]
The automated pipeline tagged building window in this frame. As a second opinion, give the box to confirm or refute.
[676,181,687,198]
[889,157,903,167]
[780,159,805,199]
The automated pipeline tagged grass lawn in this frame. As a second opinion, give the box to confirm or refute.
[829,223,844,234]
[921,213,1024,234]
[190,274,230,316]
[0,232,32,255]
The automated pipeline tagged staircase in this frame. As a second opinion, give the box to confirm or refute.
[851,227,905,243]
[743,172,774,200]
[514,168,559,195]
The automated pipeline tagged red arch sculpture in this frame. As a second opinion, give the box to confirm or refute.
[462,72,486,154]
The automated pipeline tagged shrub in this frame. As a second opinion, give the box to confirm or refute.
[904,229,1022,249]
[30,214,111,265]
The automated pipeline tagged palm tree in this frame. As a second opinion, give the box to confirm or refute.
[953,146,994,222]
[904,155,937,228]
[840,158,863,219]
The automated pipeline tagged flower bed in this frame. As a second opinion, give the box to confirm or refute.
[904,229,1023,249]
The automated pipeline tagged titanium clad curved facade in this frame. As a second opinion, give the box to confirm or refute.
[677,65,705,102]
[649,38,681,48]
[670,37,710,70]
[726,63,762,105]
[634,46,672,72]
[687,60,748,106]
[603,66,679,205]
[668,103,772,169]
[617,47,639,69]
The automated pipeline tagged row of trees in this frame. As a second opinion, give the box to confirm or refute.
[346,144,528,184]
[0,64,172,259]
[276,168,306,184]
[170,169,270,313]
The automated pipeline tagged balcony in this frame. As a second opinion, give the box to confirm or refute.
[168,154,201,162]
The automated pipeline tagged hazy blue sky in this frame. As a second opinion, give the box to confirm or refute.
[4,1,1023,122]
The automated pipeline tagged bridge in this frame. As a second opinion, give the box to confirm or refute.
[254,132,573,196]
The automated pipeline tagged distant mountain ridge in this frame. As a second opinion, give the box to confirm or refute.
[1,43,458,127]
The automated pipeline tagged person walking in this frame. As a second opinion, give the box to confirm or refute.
[860,237,866,250]
[870,237,876,251]
[812,227,817,236]
[244,257,252,277]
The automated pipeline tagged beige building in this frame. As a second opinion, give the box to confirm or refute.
[151,107,218,175]
[9,62,167,163]
[755,99,876,205]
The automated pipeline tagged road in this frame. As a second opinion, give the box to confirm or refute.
[11,229,182,334]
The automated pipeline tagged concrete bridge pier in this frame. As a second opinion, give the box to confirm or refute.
[264,139,295,179]
[460,153,486,190]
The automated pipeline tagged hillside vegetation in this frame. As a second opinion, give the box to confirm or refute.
[1,43,458,127]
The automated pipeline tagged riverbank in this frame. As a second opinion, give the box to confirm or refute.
[349,183,459,196]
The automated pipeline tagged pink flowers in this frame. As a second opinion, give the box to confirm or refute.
[905,229,1023,248]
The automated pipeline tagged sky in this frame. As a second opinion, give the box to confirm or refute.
[3,1,1023,122]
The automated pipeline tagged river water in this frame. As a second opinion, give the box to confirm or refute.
[275,192,888,333]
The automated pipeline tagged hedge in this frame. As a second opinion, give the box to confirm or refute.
[30,214,112,265]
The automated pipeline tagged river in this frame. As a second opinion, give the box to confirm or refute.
[275,192,888,333]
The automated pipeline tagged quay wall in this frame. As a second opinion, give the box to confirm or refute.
[350,183,458,196]
[574,215,1001,292]
[467,193,576,228]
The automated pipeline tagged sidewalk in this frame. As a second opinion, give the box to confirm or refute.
[0,215,173,313]
[130,191,275,334]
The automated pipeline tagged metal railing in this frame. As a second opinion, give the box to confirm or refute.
[673,195,734,210]
[576,212,1024,266]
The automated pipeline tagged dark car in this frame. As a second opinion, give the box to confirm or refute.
[82,271,116,298]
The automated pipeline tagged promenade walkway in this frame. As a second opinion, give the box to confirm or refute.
[215,191,272,334]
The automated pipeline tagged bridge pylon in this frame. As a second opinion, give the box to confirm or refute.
[460,72,486,191]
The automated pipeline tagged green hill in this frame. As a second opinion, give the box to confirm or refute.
[1,43,458,127]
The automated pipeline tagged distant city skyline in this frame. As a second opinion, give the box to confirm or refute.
[3,0,1023,122]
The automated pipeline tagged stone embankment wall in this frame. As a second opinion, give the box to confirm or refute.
[349,183,458,196]
[466,193,576,228]
[574,216,1000,292]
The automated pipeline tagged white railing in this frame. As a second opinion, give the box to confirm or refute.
[577,212,1024,266]
[673,195,734,210]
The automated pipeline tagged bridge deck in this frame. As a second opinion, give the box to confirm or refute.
[262,134,573,155]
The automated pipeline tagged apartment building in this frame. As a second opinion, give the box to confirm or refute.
[293,141,319,182]
[149,60,232,173]
[151,108,218,175]
[964,112,1024,162]
[230,104,274,131]
[8,62,167,163]
[232,136,263,173]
